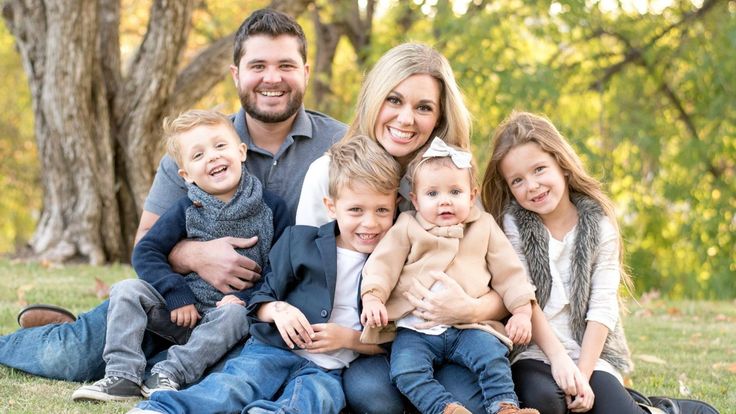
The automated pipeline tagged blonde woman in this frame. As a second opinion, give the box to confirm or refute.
[296,42,504,414]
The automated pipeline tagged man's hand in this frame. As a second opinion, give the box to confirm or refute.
[170,304,201,329]
[361,294,388,328]
[306,323,349,353]
[259,301,314,350]
[169,237,262,293]
[217,294,245,307]
[505,303,532,345]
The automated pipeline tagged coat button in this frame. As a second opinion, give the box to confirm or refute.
[320,310,328,318]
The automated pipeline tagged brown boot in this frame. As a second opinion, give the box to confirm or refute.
[17,304,76,328]
[496,402,540,414]
[443,402,472,414]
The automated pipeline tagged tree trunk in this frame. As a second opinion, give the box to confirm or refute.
[2,0,334,264]
[2,0,195,263]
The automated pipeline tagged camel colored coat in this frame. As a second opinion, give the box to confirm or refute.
[360,207,536,348]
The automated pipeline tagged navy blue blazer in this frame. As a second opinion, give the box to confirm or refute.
[248,221,362,350]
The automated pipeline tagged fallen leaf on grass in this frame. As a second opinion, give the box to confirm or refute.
[94,277,110,299]
[715,313,728,322]
[666,306,682,316]
[711,362,736,373]
[635,354,667,364]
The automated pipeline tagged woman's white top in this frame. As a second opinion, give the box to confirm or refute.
[503,214,623,383]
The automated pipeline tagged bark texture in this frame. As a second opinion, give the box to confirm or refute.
[2,0,359,263]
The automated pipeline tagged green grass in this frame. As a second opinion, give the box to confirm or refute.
[0,259,734,413]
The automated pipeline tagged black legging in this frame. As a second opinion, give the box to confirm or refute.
[512,359,645,414]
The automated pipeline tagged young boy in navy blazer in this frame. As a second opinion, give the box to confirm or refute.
[132,135,401,414]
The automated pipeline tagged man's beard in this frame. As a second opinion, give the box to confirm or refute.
[239,87,304,123]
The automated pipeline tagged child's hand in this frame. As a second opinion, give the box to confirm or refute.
[217,294,245,307]
[566,374,594,412]
[505,304,532,345]
[269,301,314,350]
[170,304,201,329]
[360,294,388,328]
[306,323,349,353]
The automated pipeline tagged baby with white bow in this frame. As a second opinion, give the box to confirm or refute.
[359,137,540,414]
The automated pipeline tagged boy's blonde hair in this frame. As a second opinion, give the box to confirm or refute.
[481,111,632,291]
[328,135,401,199]
[163,110,240,166]
[406,141,478,190]
[344,43,472,161]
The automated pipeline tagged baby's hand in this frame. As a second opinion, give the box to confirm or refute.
[217,294,245,307]
[505,304,532,345]
[361,294,388,328]
[170,304,201,329]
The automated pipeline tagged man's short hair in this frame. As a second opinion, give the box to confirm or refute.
[233,9,307,65]
[327,135,401,199]
[163,109,239,166]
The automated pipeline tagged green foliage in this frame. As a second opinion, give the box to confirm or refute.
[0,21,39,255]
[375,0,735,298]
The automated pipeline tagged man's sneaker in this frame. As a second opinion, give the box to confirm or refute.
[141,372,180,398]
[72,376,141,402]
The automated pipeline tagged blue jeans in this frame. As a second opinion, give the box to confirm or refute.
[0,300,166,381]
[104,279,250,386]
[343,347,484,414]
[391,328,517,414]
[136,338,345,414]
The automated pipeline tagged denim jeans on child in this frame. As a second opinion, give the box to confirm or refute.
[136,337,345,414]
[104,279,249,386]
[390,327,518,414]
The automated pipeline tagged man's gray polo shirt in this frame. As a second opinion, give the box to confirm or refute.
[144,106,346,221]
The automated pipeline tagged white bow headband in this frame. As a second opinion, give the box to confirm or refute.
[422,137,472,169]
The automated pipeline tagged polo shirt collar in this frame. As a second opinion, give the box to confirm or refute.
[232,106,313,148]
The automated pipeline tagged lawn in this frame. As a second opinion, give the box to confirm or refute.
[0,259,733,413]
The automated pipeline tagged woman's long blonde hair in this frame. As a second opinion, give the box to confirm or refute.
[344,42,471,161]
[481,111,632,291]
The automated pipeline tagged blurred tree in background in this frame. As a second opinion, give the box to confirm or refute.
[1,0,733,297]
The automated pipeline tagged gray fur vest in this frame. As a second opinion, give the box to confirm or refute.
[507,193,633,374]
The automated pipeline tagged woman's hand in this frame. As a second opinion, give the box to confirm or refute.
[403,271,488,328]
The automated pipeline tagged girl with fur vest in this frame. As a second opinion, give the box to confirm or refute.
[482,111,669,414]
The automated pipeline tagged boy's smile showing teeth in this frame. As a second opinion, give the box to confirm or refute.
[209,165,228,176]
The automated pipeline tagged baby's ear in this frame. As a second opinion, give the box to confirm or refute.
[470,186,479,203]
[409,192,419,211]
